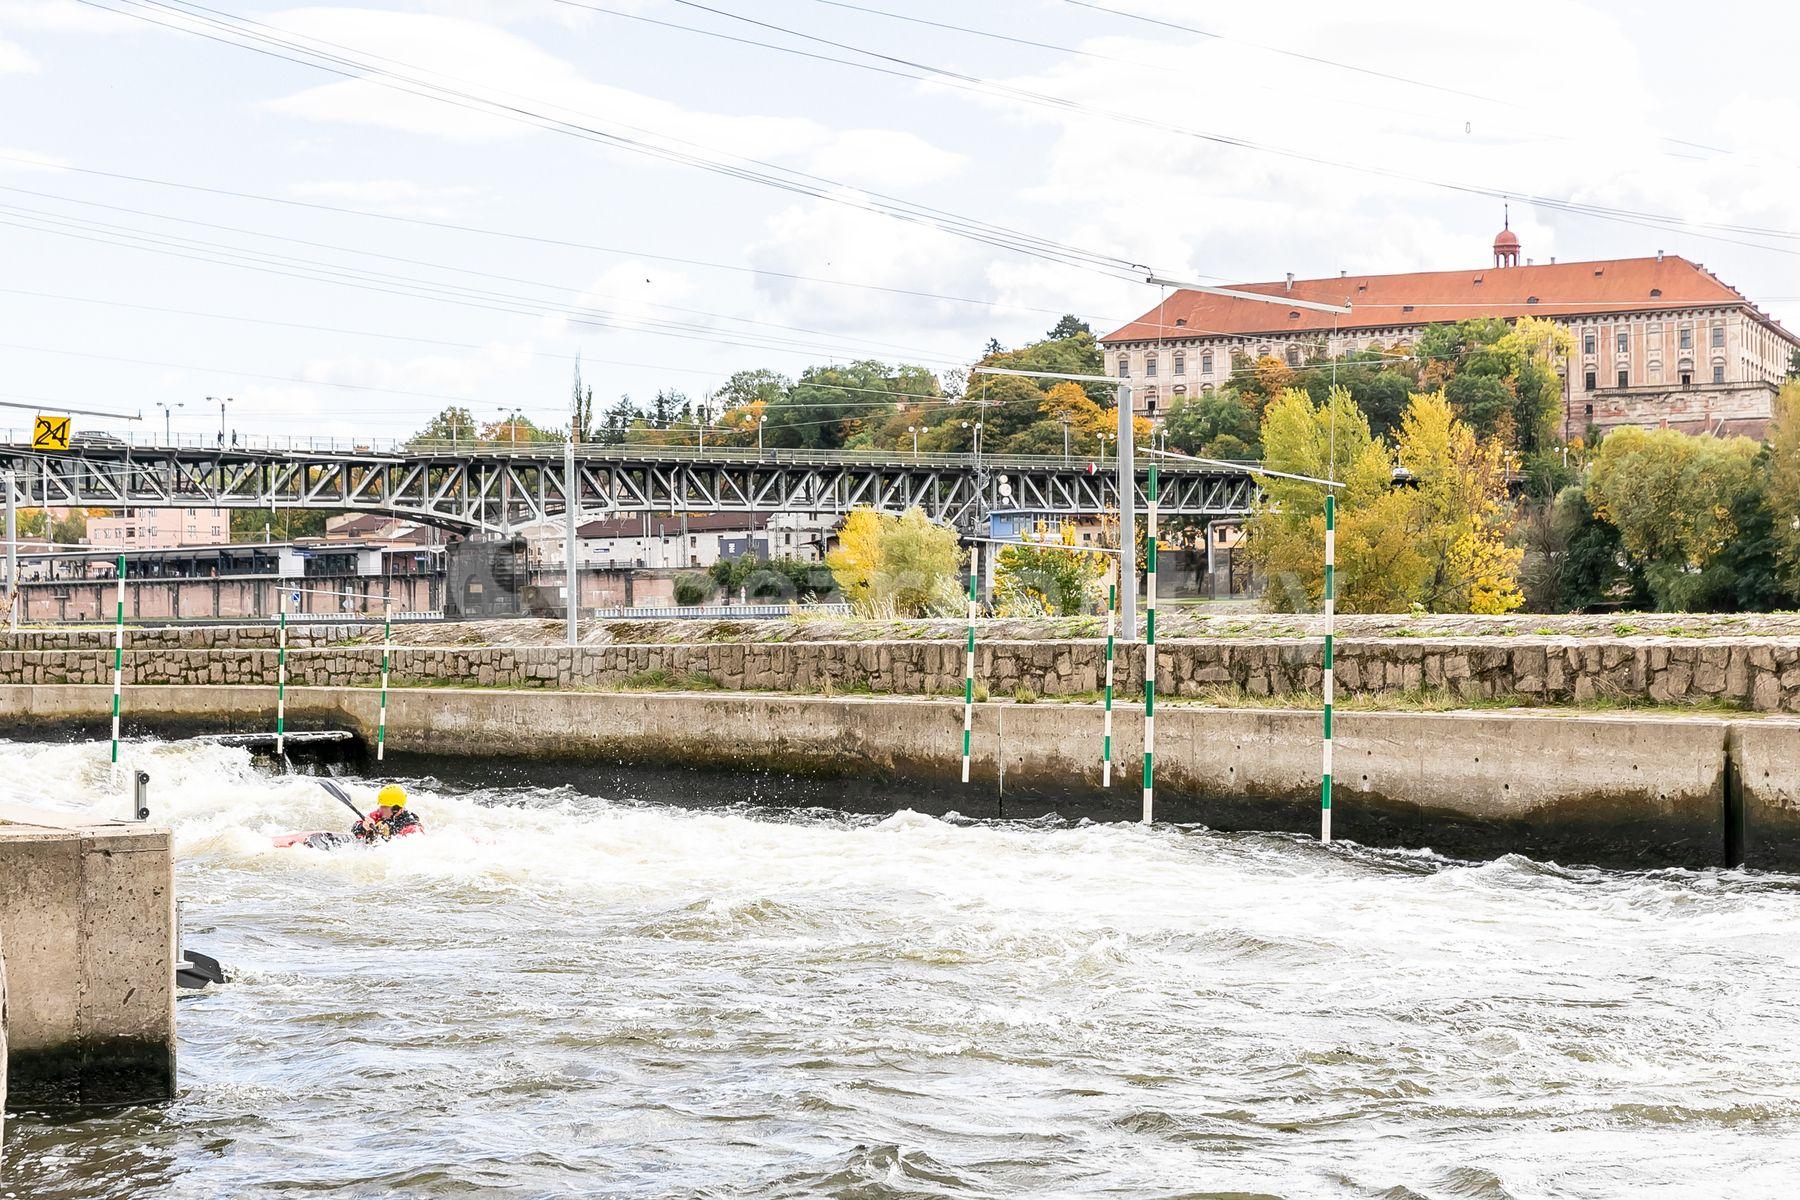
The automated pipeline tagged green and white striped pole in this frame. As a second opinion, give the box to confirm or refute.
[109,555,125,784]
[1102,561,1117,787]
[1142,463,1158,824]
[1322,493,1336,844]
[962,544,978,784]
[276,589,289,758]
[377,603,391,763]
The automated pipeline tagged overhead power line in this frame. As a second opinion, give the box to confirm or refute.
[574,0,1800,252]
[0,185,963,365]
[0,202,979,367]
[0,153,1117,325]
[79,0,1150,281]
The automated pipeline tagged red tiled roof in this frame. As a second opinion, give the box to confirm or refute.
[1103,256,1794,344]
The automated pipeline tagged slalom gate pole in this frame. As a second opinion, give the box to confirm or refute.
[1322,494,1336,844]
[276,589,288,758]
[377,603,391,763]
[1142,463,1157,824]
[1102,561,1117,788]
[962,544,978,784]
[109,555,125,785]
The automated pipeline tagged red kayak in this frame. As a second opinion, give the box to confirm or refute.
[272,830,359,850]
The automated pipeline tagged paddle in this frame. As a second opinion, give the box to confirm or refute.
[318,779,366,821]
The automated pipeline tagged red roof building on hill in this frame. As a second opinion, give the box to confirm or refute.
[1101,232,1800,439]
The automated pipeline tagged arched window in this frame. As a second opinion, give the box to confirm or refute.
[1145,353,1158,377]
[1172,351,1185,375]
[1286,345,1302,367]
[1200,351,1214,374]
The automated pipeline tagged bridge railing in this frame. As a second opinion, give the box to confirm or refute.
[1,428,1260,474]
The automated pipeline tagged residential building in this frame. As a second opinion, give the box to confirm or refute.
[1101,225,1800,438]
[86,506,230,548]
[525,512,839,569]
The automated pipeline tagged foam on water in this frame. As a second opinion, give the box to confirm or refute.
[4,736,1800,1199]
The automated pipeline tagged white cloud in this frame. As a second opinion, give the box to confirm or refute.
[814,129,966,189]
[0,36,37,73]
[289,179,491,220]
[260,8,964,188]
[981,0,1800,299]
[0,0,134,34]
[296,341,536,410]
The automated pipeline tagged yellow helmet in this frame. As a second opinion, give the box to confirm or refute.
[376,784,408,810]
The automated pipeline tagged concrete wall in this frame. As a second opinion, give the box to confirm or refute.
[7,631,1800,711]
[0,803,176,1105]
[6,683,1795,871]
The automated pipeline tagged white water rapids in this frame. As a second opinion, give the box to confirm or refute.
[3,735,1799,1198]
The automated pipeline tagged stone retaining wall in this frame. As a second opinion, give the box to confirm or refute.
[5,630,1800,710]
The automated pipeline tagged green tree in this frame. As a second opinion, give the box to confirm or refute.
[766,361,939,450]
[51,508,87,547]
[484,412,558,445]
[1765,381,1800,594]
[993,521,1108,616]
[1546,486,1631,612]
[1163,392,1259,459]
[1587,427,1761,610]
[1046,314,1091,340]
[407,405,479,448]
[230,508,333,541]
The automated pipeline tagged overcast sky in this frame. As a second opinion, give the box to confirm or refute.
[3,0,1798,444]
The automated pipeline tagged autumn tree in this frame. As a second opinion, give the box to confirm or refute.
[993,521,1109,616]
[825,507,963,617]
[1589,426,1762,609]
[1247,387,1523,614]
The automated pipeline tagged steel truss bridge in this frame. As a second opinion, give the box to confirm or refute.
[0,442,1259,534]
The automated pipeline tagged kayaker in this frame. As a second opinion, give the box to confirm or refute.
[354,784,424,842]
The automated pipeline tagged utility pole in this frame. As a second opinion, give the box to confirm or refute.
[565,408,579,648]
[4,469,16,632]
[1115,381,1136,638]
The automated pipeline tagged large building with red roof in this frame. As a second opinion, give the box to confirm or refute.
[1100,225,1800,439]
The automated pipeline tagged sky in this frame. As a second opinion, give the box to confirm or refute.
[2,0,1799,446]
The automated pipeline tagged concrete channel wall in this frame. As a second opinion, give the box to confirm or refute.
[0,803,176,1106]
[8,629,1800,710]
[5,684,1800,871]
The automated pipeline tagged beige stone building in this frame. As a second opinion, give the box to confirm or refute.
[1101,225,1800,438]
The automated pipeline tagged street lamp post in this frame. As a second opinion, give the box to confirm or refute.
[756,414,767,453]
[155,401,184,444]
[208,395,234,445]
[907,425,920,456]
[960,420,983,456]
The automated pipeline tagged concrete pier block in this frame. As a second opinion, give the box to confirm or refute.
[0,803,175,1105]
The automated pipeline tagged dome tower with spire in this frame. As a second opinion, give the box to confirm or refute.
[1493,206,1521,268]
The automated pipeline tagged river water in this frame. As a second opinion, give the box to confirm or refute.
[2,736,1798,1199]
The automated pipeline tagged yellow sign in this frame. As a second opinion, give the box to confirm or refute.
[32,414,72,451]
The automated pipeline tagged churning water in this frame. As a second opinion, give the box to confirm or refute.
[2,737,1799,1199]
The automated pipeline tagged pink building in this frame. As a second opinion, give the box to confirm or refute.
[86,507,230,549]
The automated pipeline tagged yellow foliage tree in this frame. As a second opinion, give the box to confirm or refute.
[825,507,964,617]
[1246,387,1523,614]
